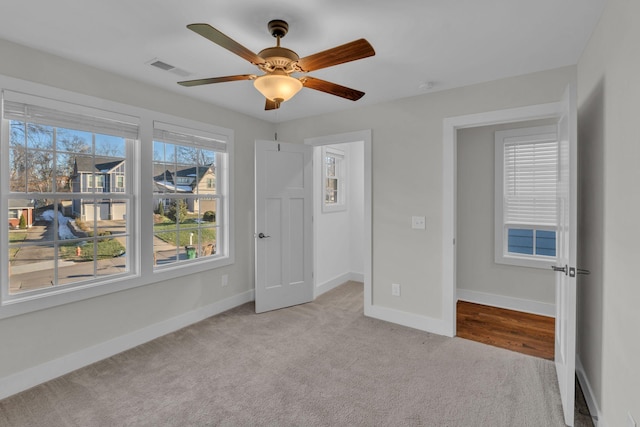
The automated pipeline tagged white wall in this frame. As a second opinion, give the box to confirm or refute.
[0,39,274,384]
[576,0,640,424]
[277,66,576,323]
[456,120,555,315]
[314,142,364,295]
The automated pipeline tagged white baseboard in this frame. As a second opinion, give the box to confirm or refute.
[576,356,605,427]
[0,289,254,401]
[457,289,555,318]
[365,304,451,337]
[315,271,363,297]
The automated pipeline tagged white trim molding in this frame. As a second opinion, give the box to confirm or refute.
[0,289,254,401]
[315,272,365,298]
[365,304,451,337]
[457,289,555,317]
[576,357,605,427]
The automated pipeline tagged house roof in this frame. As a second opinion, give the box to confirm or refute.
[152,164,214,193]
[9,199,35,209]
[74,157,124,174]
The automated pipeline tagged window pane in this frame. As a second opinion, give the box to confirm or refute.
[9,120,26,147]
[154,227,179,267]
[197,197,218,225]
[325,178,338,204]
[9,243,55,294]
[199,226,218,257]
[56,153,73,192]
[27,149,55,192]
[95,199,128,234]
[326,156,336,177]
[27,123,54,150]
[9,147,27,192]
[535,230,556,257]
[95,133,125,158]
[507,228,534,255]
[57,128,92,154]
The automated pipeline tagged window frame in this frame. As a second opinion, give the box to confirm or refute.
[0,76,234,320]
[151,120,230,271]
[494,125,558,269]
[321,146,347,212]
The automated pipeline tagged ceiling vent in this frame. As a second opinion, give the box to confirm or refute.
[148,58,191,77]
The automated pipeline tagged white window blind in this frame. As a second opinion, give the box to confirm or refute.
[3,90,139,139]
[503,139,558,227]
[153,121,227,152]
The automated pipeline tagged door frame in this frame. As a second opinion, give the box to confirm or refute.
[304,130,372,312]
[442,102,564,336]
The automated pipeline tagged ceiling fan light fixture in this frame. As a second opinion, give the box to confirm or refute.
[253,73,303,104]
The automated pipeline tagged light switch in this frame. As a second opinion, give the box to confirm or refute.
[411,216,426,230]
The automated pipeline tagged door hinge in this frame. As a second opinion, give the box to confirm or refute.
[278,143,281,152]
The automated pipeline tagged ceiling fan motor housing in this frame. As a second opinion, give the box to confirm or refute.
[258,46,299,72]
[268,20,289,38]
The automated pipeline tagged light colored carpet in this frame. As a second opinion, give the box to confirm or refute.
[0,281,569,426]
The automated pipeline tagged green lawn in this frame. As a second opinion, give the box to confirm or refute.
[59,239,126,261]
[154,218,216,247]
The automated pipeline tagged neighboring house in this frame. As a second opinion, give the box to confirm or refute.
[8,199,34,228]
[153,164,216,214]
[71,156,126,221]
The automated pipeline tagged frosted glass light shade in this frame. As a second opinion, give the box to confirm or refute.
[253,74,303,103]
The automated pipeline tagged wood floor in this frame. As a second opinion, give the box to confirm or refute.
[456,301,555,360]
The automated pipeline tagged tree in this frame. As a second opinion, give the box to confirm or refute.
[18,214,27,229]
[166,200,187,223]
[158,200,165,217]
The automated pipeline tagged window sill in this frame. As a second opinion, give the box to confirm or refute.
[494,254,556,270]
[1,255,234,320]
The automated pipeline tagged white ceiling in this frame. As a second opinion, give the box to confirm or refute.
[0,0,606,123]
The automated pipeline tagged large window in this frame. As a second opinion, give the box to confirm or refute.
[494,125,558,268]
[3,91,135,299]
[152,122,228,268]
[1,85,234,317]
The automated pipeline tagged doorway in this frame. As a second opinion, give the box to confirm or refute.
[455,119,557,319]
[304,130,372,311]
[441,102,564,335]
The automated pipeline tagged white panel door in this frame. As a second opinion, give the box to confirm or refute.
[255,140,313,313]
[553,84,578,426]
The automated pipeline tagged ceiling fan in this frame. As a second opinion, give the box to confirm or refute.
[178,20,375,110]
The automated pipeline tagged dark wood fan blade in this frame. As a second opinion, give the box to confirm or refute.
[302,77,365,101]
[265,99,280,110]
[178,74,255,87]
[297,39,375,72]
[187,23,265,66]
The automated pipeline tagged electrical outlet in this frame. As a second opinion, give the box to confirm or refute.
[628,412,637,427]
[391,283,401,297]
[221,274,228,287]
[411,216,426,230]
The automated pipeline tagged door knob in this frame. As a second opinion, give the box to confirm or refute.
[552,265,567,275]
[258,232,270,239]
